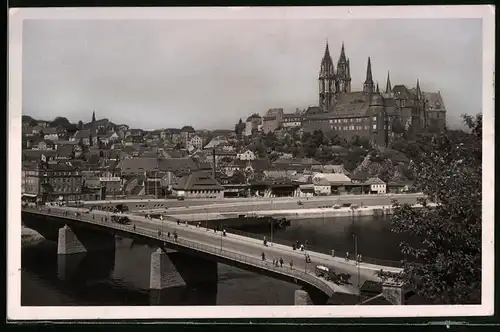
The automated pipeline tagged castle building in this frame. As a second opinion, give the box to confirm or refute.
[308,42,447,147]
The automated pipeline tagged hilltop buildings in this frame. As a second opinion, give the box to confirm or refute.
[244,42,447,147]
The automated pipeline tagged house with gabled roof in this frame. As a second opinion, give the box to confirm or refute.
[172,170,224,199]
[364,176,386,194]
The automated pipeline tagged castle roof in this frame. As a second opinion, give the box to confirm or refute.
[423,92,445,111]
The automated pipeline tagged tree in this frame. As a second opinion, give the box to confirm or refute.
[77,121,84,130]
[234,118,245,138]
[377,114,482,304]
[50,116,71,128]
[391,119,405,134]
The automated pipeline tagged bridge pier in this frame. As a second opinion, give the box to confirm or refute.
[294,289,313,305]
[57,225,116,255]
[149,248,218,303]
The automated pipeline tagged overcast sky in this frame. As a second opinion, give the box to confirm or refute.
[22,18,482,130]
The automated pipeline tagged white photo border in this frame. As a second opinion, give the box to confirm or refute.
[7,5,495,320]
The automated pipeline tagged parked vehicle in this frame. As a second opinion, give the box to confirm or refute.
[177,196,185,201]
[342,202,352,208]
[315,265,329,278]
[111,215,131,225]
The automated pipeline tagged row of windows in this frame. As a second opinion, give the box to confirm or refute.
[188,190,221,194]
[333,125,373,131]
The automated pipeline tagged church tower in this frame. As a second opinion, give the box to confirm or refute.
[336,42,351,93]
[363,57,375,96]
[318,41,337,112]
[385,71,392,94]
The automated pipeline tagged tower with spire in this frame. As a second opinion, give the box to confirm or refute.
[318,41,337,112]
[363,57,375,95]
[385,71,392,94]
[92,111,96,124]
[336,42,351,93]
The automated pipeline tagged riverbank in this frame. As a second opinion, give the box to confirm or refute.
[21,226,45,246]
[168,203,435,221]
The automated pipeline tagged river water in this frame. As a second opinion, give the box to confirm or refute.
[21,214,404,306]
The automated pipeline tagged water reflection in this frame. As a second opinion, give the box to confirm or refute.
[232,215,410,261]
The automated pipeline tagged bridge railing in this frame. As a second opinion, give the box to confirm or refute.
[22,207,335,297]
[224,228,403,268]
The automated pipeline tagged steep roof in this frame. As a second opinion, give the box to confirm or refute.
[312,173,352,185]
[173,170,224,191]
[423,92,445,111]
[364,176,386,185]
[56,144,74,157]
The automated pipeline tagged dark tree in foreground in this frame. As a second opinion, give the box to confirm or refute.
[377,114,482,304]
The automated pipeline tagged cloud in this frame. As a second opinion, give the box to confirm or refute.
[22,18,482,130]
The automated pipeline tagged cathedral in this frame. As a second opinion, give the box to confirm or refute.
[306,42,447,147]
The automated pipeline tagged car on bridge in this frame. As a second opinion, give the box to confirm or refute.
[111,215,131,225]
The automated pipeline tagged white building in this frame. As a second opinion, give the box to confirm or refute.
[365,176,387,194]
[187,135,204,150]
[237,149,256,161]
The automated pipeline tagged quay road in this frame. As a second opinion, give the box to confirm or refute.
[23,205,403,298]
[86,193,424,215]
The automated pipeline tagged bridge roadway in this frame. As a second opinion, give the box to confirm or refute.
[22,205,403,298]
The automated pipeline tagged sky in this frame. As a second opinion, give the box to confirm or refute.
[22,17,483,130]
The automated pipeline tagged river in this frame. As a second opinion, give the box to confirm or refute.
[21,214,404,306]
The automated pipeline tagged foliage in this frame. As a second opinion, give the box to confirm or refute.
[77,121,84,130]
[234,118,245,138]
[50,116,71,128]
[228,170,246,184]
[377,114,482,304]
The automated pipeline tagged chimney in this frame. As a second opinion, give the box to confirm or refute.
[212,148,216,179]
[382,281,406,305]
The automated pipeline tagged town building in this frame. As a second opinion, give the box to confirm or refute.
[172,170,224,199]
[281,112,304,130]
[262,116,279,134]
[365,176,387,194]
[245,114,262,136]
[237,149,256,161]
[22,160,83,203]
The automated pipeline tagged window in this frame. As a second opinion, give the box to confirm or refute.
[373,124,377,130]
[372,116,377,121]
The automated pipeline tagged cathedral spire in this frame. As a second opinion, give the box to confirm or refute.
[376,82,380,93]
[339,42,347,62]
[363,57,374,94]
[416,78,421,99]
[323,40,331,59]
[385,71,392,93]
[365,57,373,83]
[92,111,96,123]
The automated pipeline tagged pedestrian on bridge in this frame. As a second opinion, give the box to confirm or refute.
[167,231,170,238]
[345,252,350,261]
[290,260,294,270]
[261,252,266,261]
[279,257,284,267]
[133,224,136,231]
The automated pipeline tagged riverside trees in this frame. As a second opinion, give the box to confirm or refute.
[377,114,482,304]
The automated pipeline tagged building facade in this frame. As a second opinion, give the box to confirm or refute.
[22,161,83,202]
[308,42,447,147]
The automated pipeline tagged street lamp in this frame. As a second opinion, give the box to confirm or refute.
[353,233,361,297]
[220,224,223,251]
